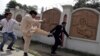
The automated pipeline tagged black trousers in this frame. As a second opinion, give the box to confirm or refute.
[51,35,61,53]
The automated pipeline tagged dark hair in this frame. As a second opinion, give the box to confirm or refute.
[64,14,67,17]
[4,12,12,18]
[62,22,66,24]
[29,10,37,16]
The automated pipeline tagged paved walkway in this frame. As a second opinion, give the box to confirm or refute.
[15,38,79,56]
[0,43,33,56]
[0,37,95,56]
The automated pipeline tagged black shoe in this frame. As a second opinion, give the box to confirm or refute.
[24,52,28,56]
[51,52,56,54]
[7,47,14,50]
[0,48,3,52]
[48,34,53,37]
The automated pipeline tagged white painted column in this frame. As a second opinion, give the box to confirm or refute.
[96,15,100,55]
[61,5,73,48]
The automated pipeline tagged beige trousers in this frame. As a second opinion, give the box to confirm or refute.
[23,28,49,53]
[34,28,49,35]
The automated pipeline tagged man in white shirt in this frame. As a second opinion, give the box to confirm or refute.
[0,12,17,51]
[13,15,23,40]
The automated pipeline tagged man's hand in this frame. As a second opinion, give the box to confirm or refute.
[48,33,53,37]
[67,35,71,39]
[41,19,46,23]
[68,37,71,39]
[39,20,43,23]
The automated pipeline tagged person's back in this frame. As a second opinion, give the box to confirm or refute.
[21,14,33,35]
[13,20,22,38]
[13,15,23,38]
[50,22,70,54]
[51,25,62,36]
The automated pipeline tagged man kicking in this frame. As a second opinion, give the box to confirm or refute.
[21,10,51,56]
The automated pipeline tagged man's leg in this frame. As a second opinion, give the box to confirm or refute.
[7,32,17,50]
[51,36,59,54]
[34,28,50,36]
[0,33,8,51]
[23,35,31,56]
[51,41,59,54]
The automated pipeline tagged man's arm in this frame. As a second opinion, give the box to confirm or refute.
[13,19,19,25]
[63,27,69,37]
[13,22,20,30]
[32,19,43,23]
[50,25,58,33]
[25,15,43,24]
[0,19,3,25]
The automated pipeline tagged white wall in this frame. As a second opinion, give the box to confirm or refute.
[31,5,71,45]
[32,34,54,45]
[11,5,100,55]
[61,5,73,47]
[10,8,26,19]
[63,7,100,55]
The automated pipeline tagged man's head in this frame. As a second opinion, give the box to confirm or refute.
[29,10,37,18]
[4,12,12,20]
[16,14,22,22]
[64,14,67,19]
[62,22,66,27]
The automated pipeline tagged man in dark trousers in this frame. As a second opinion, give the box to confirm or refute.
[50,22,70,54]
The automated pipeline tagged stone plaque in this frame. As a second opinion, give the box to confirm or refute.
[41,8,61,31]
[70,9,99,40]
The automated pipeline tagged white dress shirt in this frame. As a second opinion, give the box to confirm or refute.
[0,18,18,33]
[13,21,23,37]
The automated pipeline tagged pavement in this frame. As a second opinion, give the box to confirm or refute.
[0,43,33,56]
[0,37,95,56]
